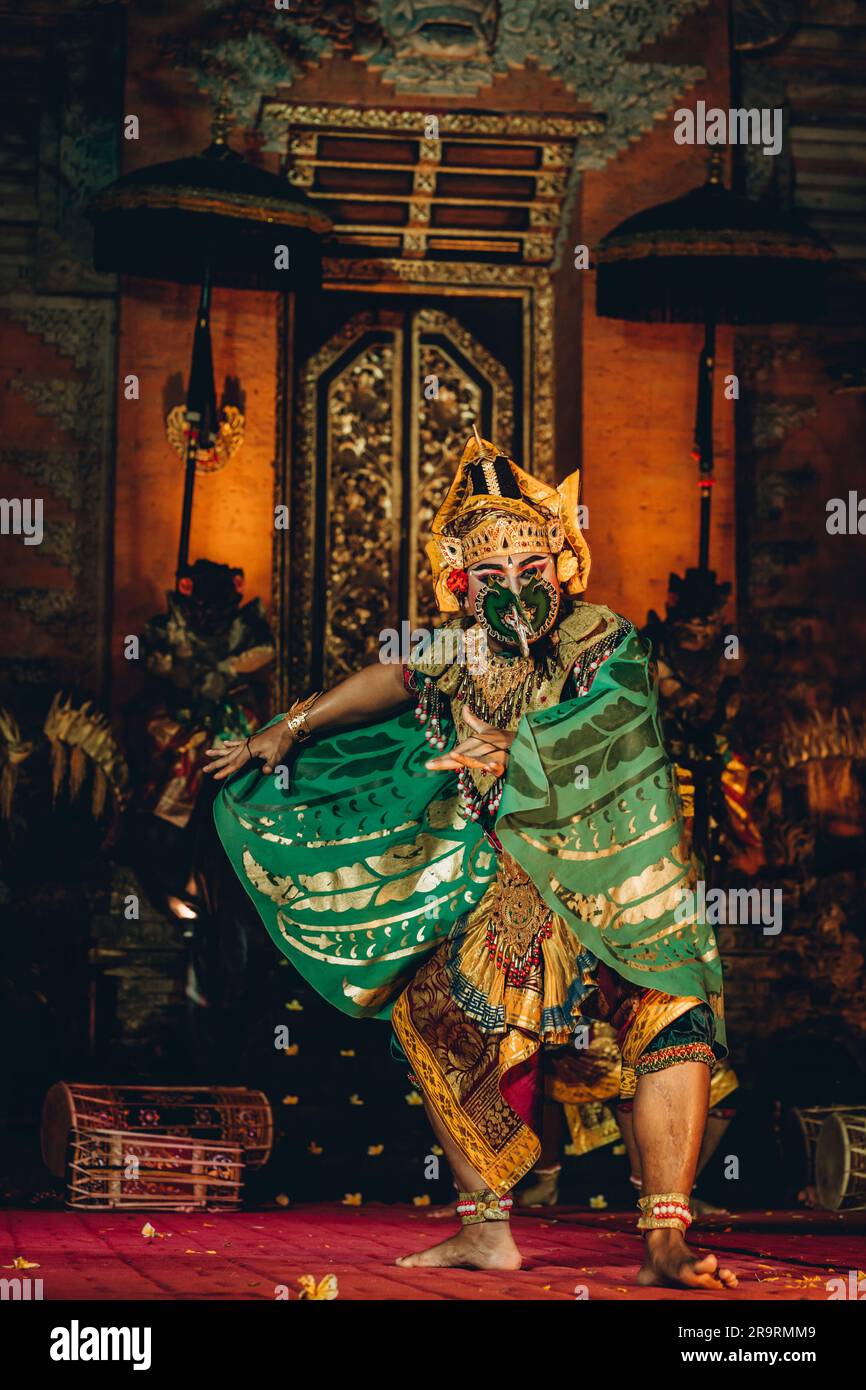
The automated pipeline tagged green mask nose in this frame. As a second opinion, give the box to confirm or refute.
[475,575,559,653]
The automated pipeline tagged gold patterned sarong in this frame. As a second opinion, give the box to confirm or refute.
[392,861,593,1195]
[392,860,718,1196]
[392,944,543,1196]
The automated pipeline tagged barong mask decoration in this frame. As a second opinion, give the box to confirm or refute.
[427,429,590,650]
[469,551,560,656]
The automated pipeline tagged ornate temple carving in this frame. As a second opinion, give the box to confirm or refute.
[267,104,599,267]
[174,0,711,179]
[287,307,518,689]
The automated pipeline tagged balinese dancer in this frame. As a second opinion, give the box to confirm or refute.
[206,431,737,1290]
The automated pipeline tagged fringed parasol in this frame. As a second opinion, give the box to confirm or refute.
[596,156,832,569]
[92,101,332,578]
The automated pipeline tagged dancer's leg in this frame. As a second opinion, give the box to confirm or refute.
[633,1062,738,1290]
[396,1097,521,1270]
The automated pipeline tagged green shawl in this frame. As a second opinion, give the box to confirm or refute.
[213,710,497,1020]
[213,627,724,1044]
[497,629,724,1047]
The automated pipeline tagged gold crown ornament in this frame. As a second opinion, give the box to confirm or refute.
[427,428,591,612]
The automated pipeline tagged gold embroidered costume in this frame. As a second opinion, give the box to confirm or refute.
[215,431,727,1198]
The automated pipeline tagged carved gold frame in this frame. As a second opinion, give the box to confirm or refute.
[408,305,515,626]
[272,258,554,706]
[322,259,554,475]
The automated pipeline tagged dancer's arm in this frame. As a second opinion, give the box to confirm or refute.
[205,660,410,780]
[305,660,412,733]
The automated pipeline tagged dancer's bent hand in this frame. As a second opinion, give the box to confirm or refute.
[204,723,295,781]
[425,706,514,778]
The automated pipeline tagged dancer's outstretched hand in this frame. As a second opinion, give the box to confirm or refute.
[425,705,514,777]
[204,723,294,781]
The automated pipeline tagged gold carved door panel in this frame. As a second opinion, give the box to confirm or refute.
[288,303,517,691]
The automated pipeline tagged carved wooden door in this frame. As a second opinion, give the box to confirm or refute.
[286,292,525,691]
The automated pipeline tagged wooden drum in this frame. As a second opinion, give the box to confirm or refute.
[66,1128,244,1210]
[790,1105,853,1187]
[42,1083,273,1178]
[816,1110,866,1211]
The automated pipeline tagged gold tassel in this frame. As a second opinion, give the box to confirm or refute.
[1,762,13,822]
[92,767,107,820]
[69,745,86,802]
[0,705,35,821]
[48,739,67,805]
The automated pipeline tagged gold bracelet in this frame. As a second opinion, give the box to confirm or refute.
[284,691,322,742]
[637,1191,693,1232]
[456,1188,513,1225]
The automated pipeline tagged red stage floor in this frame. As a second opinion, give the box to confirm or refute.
[2,1205,863,1301]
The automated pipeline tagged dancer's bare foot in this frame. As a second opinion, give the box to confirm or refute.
[637,1228,738,1290]
[397,1221,521,1270]
[516,1167,560,1208]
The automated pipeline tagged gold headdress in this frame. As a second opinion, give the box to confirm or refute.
[427,429,591,611]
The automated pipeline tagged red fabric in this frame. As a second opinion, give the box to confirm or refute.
[1,1206,861,1301]
[500,1049,543,1134]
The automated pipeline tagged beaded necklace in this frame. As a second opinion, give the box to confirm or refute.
[413,676,501,823]
[453,645,558,728]
[571,614,632,695]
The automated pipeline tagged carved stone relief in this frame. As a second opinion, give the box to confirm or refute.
[175,0,711,177]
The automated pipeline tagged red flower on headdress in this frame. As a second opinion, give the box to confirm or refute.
[178,577,193,596]
[446,568,468,596]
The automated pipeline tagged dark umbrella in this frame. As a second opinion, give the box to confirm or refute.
[92,105,331,579]
[595,155,832,570]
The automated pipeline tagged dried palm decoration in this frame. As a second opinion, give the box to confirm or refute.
[43,694,131,821]
[774,708,866,770]
[766,708,866,829]
[0,707,35,821]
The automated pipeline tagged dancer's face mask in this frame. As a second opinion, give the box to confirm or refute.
[467,550,561,655]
